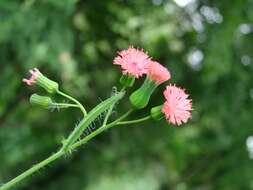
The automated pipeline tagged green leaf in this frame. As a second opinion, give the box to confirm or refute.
[62,91,125,151]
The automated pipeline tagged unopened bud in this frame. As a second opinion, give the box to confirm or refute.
[30,94,53,109]
[151,105,163,120]
[130,77,157,109]
[23,68,59,94]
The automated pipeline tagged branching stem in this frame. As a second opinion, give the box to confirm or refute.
[0,109,134,190]
[102,87,126,127]
[0,150,64,190]
[57,90,87,116]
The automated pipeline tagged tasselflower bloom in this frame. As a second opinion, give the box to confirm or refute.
[113,46,150,78]
[147,61,171,84]
[23,68,40,86]
[23,68,59,94]
[162,84,192,125]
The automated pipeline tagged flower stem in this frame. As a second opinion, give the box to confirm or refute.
[57,90,87,116]
[0,150,64,190]
[51,103,80,108]
[102,106,114,127]
[102,87,126,127]
[117,115,151,125]
[71,109,133,150]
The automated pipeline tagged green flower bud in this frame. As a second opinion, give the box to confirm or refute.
[36,73,59,94]
[130,77,158,109]
[30,94,53,109]
[120,74,135,87]
[151,105,164,120]
[23,68,59,94]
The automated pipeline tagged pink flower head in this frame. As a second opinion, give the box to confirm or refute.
[23,68,40,86]
[162,84,192,126]
[113,46,150,78]
[147,61,171,84]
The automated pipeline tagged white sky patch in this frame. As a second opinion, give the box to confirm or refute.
[152,0,163,6]
[200,6,223,24]
[164,3,176,15]
[187,48,204,71]
[239,24,252,35]
[191,13,204,32]
[246,136,253,159]
[173,0,195,7]
[241,55,251,66]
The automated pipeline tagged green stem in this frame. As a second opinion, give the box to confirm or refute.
[0,150,64,190]
[102,106,114,127]
[57,90,87,116]
[0,109,133,190]
[71,109,133,150]
[52,103,80,108]
[117,115,151,125]
[102,87,126,127]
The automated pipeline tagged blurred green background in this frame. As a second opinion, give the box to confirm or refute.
[0,0,253,189]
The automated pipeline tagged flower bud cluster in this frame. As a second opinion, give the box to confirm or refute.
[23,68,59,109]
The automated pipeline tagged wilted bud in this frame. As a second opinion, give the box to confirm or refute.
[30,94,53,109]
[23,68,59,94]
[120,74,135,87]
[130,77,157,109]
[150,105,163,120]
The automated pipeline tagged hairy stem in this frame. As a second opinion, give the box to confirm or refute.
[71,109,133,150]
[0,150,64,190]
[102,87,126,127]
[0,109,133,190]
[62,92,125,151]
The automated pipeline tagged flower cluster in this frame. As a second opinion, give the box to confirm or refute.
[14,45,194,190]
[114,46,192,125]
[23,46,192,126]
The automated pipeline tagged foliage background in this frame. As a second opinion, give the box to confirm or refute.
[0,0,253,189]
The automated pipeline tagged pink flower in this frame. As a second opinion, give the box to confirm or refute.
[113,47,150,78]
[162,84,192,125]
[23,68,40,85]
[147,61,171,84]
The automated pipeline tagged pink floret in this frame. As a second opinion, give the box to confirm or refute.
[147,61,171,84]
[113,46,150,78]
[162,84,192,126]
[23,68,40,86]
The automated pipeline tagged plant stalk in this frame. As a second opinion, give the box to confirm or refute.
[0,150,64,190]
[0,109,134,190]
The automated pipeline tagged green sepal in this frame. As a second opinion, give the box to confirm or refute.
[29,94,53,109]
[130,77,157,109]
[120,74,135,87]
[36,72,59,94]
[151,105,164,120]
